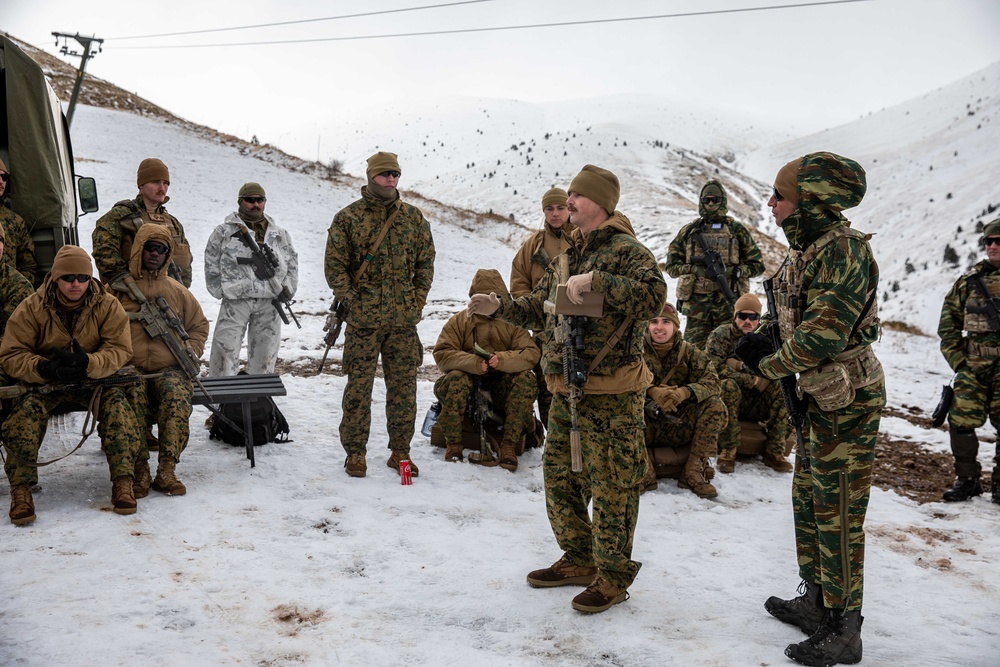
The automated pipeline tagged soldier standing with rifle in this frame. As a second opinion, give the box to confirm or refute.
[735,153,883,667]
[665,180,764,349]
[116,225,209,497]
[468,165,665,614]
[938,216,1000,504]
[205,182,298,377]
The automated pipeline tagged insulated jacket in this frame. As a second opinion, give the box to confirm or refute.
[509,220,578,298]
[118,224,209,373]
[92,196,193,287]
[204,212,298,302]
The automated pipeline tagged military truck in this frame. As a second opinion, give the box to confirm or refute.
[1,35,97,284]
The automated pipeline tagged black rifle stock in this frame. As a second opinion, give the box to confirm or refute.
[691,228,737,306]
[467,334,499,465]
[966,273,1000,332]
[231,225,301,329]
[316,298,348,375]
[762,277,808,472]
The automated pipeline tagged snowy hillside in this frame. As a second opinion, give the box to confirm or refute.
[741,61,1000,336]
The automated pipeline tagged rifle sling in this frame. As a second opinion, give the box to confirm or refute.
[351,204,402,287]
[1,386,101,468]
[586,316,635,375]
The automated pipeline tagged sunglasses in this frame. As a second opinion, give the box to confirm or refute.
[772,188,785,202]
[701,196,720,205]
[379,170,401,178]
[241,196,266,204]
[984,237,1000,247]
[58,274,91,284]
[143,242,169,255]
[0,172,9,183]
[736,312,760,321]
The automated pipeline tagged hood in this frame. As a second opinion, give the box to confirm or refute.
[778,152,867,250]
[469,268,509,297]
[577,211,637,252]
[698,180,728,219]
[129,223,174,279]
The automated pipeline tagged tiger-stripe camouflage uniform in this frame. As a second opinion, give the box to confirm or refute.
[471,165,666,613]
[665,180,764,349]
[434,269,538,470]
[938,216,1000,504]
[325,152,434,478]
[738,152,883,666]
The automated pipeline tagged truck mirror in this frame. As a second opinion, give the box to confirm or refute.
[78,176,99,213]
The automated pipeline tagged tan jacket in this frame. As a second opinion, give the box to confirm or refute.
[118,224,209,373]
[0,276,132,384]
[509,221,577,298]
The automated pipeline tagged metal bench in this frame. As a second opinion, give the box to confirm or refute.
[193,373,287,468]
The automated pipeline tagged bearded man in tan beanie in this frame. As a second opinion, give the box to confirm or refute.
[0,157,39,284]
[325,152,435,478]
[703,292,792,473]
[0,245,142,524]
[93,157,193,289]
[468,164,666,614]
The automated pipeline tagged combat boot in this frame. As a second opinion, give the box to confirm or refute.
[942,477,983,502]
[444,442,464,462]
[679,457,718,498]
[152,456,187,496]
[387,450,419,477]
[111,476,137,515]
[133,458,152,499]
[762,449,793,473]
[717,447,737,474]
[785,608,863,666]
[145,426,160,452]
[345,452,367,477]
[571,577,628,613]
[498,442,518,471]
[765,580,824,635]
[9,483,35,526]
[526,555,597,588]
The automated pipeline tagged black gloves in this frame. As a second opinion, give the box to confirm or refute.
[38,341,89,382]
[735,333,774,375]
[52,340,89,372]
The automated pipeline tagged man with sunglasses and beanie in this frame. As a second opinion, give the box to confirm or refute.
[735,153,883,666]
[206,182,298,377]
[325,152,435,479]
[118,224,209,498]
[705,292,792,474]
[467,164,665,614]
[0,158,39,283]
[93,158,193,288]
[938,216,1000,505]
[665,180,764,349]
[0,245,141,524]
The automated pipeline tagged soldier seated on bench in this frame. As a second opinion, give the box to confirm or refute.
[640,302,727,498]
[432,269,538,471]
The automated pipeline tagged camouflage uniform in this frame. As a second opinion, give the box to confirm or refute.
[205,212,297,376]
[643,332,727,462]
[705,321,789,456]
[0,203,38,284]
[325,186,435,457]
[755,153,884,612]
[494,211,666,590]
[0,256,34,341]
[665,181,764,348]
[92,196,193,288]
[434,269,539,449]
[938,253,1000,482]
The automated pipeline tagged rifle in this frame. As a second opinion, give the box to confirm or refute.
[966,273,1000,332]
[762,276,808,472]
[231,224,301,329]
[690,227,737,306]
[0,366,162,400]
[467,334,500,465]
[316,298,348,375]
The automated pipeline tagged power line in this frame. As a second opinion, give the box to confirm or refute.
[107,0,499,41]
[110,0,872,50]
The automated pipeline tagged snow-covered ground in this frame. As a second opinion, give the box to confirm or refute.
[2,95,999,666]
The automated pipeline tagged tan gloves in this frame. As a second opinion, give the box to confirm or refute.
[467,292,500,317]
[648,386,691,412]
[725,358,744,372]
[753,376,771,392]
[565,272,593,305]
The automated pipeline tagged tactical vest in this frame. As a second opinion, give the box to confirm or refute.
[678,218,747,298]
[963,271,1000,335]
[114,199,193,283]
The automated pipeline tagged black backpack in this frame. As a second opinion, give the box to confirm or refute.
[210,395,290,447]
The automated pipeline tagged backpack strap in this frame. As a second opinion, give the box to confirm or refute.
[587,316,636,374]
[352,204,401,286]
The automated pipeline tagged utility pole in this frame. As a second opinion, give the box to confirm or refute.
[52,32,103,127]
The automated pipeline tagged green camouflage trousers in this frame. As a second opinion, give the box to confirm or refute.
[340,325,422,455]
[947,362,1000,476]
[433,369,536,446]
[2,386,141,485]
[545,390,646,589]
[126,369,193,462]
[682,292,733,350]
[644,394,727,459]
[717,378,789,454]
[793,387,881,611]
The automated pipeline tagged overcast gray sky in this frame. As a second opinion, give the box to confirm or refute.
[5,0,1000,162]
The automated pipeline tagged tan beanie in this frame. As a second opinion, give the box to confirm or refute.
[50,245,93,281]
[734,293,762,315]
[773,158,800,207]
[659,301,681,328]
[136,158,170,187]
[541,187,568,209]
[366,152,401,180]
[238,182,266,199]
[569,165,620,215]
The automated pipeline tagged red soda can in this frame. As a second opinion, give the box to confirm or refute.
[399,460,413,485]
